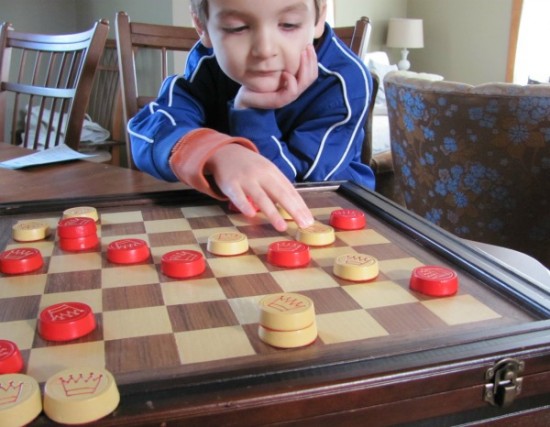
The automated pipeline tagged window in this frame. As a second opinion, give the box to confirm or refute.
[512,0,550,83]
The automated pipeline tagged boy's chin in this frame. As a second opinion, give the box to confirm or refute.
[242,77,282,93]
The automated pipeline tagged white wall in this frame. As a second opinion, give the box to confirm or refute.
[0,0,516,85]
[408,0,513,84]
[334,0,513,84]
[0,0,77,33]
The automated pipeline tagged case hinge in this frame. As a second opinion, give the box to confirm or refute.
[484,358,524,407]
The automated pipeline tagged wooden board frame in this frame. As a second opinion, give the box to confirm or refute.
[1,181,550,426]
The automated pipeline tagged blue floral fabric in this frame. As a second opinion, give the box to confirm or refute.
[385,72,550,267]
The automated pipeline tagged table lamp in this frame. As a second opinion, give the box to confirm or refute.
[386,18,424,71]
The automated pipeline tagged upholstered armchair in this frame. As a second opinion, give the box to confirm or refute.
[385,71,550,267]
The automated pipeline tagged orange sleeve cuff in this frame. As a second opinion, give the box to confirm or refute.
[169,128,258,200]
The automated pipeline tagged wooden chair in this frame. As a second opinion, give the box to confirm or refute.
[333,16,371,61]
[115,11,199,169]
[334,17,377,168]
[86,39,126,166]
[0,19,109,151]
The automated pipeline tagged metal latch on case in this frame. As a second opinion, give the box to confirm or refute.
[484,358,524,407]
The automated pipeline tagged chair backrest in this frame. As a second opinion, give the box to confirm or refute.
[334,16,376,166]
[87,39,124,143]
[115,11,199,169]
[0,19,109,151]
[385,71,550,267]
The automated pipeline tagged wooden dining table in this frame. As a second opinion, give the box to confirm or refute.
[0,143,188,204]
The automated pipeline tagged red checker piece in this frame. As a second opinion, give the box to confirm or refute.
[329,209,366,230]
[57,217,97,239]
[267,241,310,268]
[0,247,43,275]
[410,265,459,297]
[0,340,24,374]
[38,302,96,342]
[107,238,150,264]
[58,234,99,252]
[161,249,206,279]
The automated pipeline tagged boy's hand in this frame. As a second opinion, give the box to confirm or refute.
[235,45,318,110]
[205,144,314,232]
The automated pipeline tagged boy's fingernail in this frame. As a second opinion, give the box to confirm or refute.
[299,215,314,228]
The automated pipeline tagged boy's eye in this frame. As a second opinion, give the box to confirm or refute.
[280,23,301,30]
[223,25,248,34]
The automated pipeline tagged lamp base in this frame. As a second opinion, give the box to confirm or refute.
[397,48,411,71]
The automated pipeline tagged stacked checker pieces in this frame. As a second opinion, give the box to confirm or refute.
[0,207,120,425]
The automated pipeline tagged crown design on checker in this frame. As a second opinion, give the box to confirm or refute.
[170,251,201,261]
[111,239,143,249]
[304,223,330,232]
[416,266,457,280]
[267,295,308,312]
[59,372,103,397]
[1,248,38,259]
[46,304,86,322]
[216,232,242,241]
[274,241,305,252]
[342,254,376,266]
[0,344,11,359]
[0,380,24,405]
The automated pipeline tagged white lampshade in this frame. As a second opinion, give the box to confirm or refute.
[386,18,424,49]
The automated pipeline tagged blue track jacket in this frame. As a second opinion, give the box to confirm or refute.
[128,24,375,189]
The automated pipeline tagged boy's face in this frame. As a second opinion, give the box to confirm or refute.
[194,0,326,93]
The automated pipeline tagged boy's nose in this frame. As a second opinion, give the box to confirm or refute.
[251,29,276,58]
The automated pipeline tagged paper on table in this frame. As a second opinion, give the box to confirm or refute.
[0,144,98,169]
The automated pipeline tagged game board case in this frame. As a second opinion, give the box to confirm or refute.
[1,182,549,426]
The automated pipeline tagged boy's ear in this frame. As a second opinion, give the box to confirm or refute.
[314,2,328,38]
[191,11,213,48]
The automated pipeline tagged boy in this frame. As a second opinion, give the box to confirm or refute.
[129,0,374,231]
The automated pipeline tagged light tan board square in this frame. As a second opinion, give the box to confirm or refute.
[310,246,360,268]
[101,211,144,224]
[144,218,191,233]
[227,295,265,325]
[422,294,501,325]
[379,257,424,281]
[27,341,106,383]
[206,255,268,278]
[0,274,47,298]
[103,306,173,340]
[343,281,419,309]
[317,310,389,344]
[101,264,160,289]
[310,207,340,221]
[161,278,227,305]
[175,326,256,364]
[1,319,37,350]
[48,253,103,273]
[270,268,340,292]
[336,229,390,247]
[181,205,226,218]
[228,213,271,227]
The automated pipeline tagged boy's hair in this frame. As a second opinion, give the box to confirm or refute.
[190,0,326,26]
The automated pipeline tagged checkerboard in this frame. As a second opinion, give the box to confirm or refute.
[0,189,535,387]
